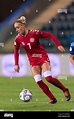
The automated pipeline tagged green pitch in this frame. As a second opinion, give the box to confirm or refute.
[0,76,74,112]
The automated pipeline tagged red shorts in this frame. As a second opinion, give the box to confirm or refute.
[29,54,50,67]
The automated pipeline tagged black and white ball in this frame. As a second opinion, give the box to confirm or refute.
[19,89,32,102]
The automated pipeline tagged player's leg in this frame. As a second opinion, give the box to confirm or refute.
[42,62,71,101]
[31,65,57,104]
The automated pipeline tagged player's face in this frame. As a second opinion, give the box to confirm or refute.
[14,22,25,34]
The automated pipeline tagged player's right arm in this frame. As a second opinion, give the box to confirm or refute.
[70,54,74,65]
[14,38,20,72]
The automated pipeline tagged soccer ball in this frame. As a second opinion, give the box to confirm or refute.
[19,89,32,102]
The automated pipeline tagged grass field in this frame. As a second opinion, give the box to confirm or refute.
[0,76,74,112]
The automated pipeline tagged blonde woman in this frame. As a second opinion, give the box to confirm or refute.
[13,16,71,104]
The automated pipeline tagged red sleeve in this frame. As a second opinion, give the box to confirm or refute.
[14,38,20,65]
[36,30,61,47]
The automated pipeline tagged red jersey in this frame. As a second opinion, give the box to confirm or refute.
[14,29,61,66]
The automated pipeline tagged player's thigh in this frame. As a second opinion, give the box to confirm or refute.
[31,65,41,76]
[41,62,51,72]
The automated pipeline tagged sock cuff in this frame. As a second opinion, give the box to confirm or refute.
[43,70,52,77]
[34,74,42,82]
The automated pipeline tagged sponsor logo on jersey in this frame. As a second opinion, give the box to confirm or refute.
[32,53,42,58]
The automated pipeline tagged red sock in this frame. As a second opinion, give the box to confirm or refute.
[45,76,66,91]
[37,80,55,99]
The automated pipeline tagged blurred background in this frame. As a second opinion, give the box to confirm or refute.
[0,0,74,77]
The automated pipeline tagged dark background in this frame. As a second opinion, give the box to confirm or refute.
[0,0,25,22]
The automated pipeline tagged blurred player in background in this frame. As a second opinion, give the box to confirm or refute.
[13,16,71,104]
[69,42,74,65]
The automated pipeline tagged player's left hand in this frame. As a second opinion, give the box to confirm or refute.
[58,45,66,52]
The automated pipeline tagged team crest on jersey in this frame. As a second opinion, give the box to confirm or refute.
[30,38,34,42]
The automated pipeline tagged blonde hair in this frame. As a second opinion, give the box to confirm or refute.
[16,16,26,24]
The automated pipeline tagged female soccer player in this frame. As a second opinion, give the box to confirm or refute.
[13,16,71,104]
[69,42,74,65]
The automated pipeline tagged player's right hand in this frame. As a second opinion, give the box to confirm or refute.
[14,65,20,72]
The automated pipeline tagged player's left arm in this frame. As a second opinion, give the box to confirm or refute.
[36,30,65,52]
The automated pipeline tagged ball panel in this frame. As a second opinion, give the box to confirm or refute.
[19,89,32,102]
